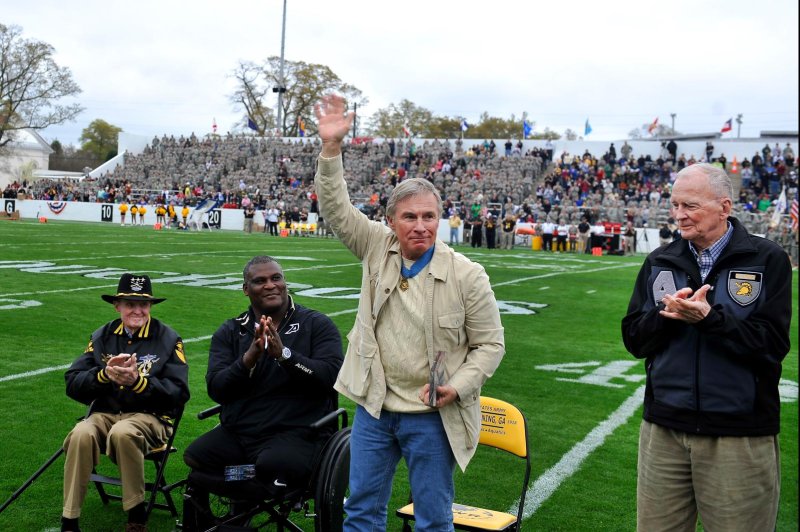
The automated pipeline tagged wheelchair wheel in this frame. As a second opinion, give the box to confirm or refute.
[182,475,259,531]
[313,427,351,532]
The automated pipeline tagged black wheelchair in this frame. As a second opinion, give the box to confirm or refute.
[179,405,351,532]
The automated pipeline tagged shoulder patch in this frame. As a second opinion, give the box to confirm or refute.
[175,341,187,364]
[727,271,762,306]
[652,270,677,305]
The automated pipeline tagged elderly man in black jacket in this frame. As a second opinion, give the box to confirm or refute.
[62,274,189,532]
[622,163,791,532]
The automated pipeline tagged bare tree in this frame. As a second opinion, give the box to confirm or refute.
[230,61,275,135]
[229,57,367,137]
[0,24,83,150]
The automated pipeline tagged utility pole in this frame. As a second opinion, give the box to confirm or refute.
[522,111,527,140]
[352,102,358,138]
[273,0,288,137]
[735,114,743,138]
[670,113,676,133]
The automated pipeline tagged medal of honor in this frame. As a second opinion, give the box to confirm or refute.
[399,245,435,294]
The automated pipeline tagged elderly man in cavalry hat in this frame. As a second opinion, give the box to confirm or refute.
[60,273,189,532]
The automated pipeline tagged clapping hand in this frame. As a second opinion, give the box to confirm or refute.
[660,284,712,323]
[106,353,139,386]
[243,315,269,370]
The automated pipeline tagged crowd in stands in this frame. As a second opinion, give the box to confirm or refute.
[5,133,796,262]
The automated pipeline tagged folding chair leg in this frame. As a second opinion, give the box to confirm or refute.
[0,448,64,515]
[92,476,112,505]
[144,462,182,518]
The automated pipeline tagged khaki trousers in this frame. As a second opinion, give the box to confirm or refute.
[577,234,589,253]
[637,420,780,532]
[62,412,169,518]
[501,231,515,249]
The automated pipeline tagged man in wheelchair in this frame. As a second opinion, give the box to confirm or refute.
[182,256,343,530]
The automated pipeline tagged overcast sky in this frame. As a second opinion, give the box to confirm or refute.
[5,0,798,145]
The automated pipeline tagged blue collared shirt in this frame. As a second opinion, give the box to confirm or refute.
[688,221,733,282]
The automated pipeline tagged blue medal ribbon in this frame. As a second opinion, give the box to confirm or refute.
[401,244,435,280]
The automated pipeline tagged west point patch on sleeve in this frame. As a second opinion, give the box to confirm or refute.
[727,271,762,306]
[652,270,678,305]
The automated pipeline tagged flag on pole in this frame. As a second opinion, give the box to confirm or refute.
[402,121,412,137]
[247,118,259,132]
[523,120,533,139]
[790,198,798,231]
[647,117,659,135]
[584,119,592,136]
[720,118,733,133]
[460,119,469,132]
[298,116,306,137]
[212,118,217,133]
[770,186,787,228]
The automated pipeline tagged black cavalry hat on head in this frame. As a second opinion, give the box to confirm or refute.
[101,273,165,304]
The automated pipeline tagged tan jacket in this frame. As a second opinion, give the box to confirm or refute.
[316,155,505,470]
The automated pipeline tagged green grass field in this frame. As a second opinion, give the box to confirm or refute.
[0,219,796,532]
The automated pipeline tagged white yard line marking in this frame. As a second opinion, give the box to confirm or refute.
[0,335,212,383]
[586,290,597,294]
[0,365,71,383]
[493,263,637,288]
[2,285,119,298]
[513,384,645,519]
[327,308,359,317]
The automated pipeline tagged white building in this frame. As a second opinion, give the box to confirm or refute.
[0,129,53,190]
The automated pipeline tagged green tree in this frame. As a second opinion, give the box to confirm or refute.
[366,99,435,138]
[528,127,561,140]
[366,103,541,140]
[0,24,83,151]
[80,119,122,163]
[426,116,464,139]
[50,139,63,157]
[467,112,524,140]
[230,58,367,137]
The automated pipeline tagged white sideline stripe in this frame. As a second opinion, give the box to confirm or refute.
[327,308,359,317]
[514,384,645,520]
[0,364,70,383]
[493,263,637,287]
[2,284,118,298]
[0,335,212,384]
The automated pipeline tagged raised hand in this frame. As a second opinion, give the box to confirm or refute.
[314,94,355,157]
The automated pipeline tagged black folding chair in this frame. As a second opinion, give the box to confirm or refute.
[1,405,185,522]
[90,405,185,519]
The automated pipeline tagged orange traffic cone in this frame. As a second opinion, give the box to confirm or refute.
[730,156,739,174]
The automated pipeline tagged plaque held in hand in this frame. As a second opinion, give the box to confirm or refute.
[428,351,446,407]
